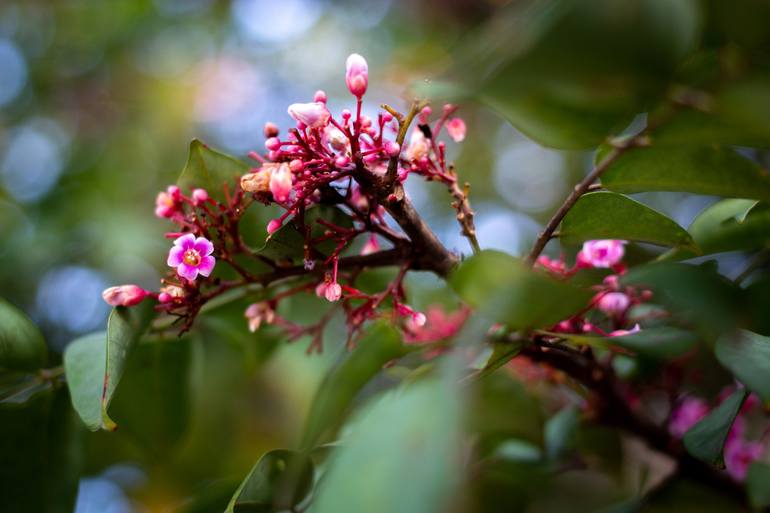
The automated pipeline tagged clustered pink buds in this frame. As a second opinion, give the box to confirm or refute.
[345,53,368,98]
[102,285,149,307]
[167,234,216,282]
[287,102,330,129]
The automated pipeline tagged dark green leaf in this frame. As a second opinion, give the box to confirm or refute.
[0,387,82,513]
[683,388,747,465]
[300,322,408,450]
[226,449,315,513]
[599,145,770,200]
[642,478,743,512]
[687,199,770,255]
[177,139,249,202]
[63,301,155,431]
[544,406,579,461]
[450,250,592,330]
[746,462,770,510]
[0,297,47,371]
[473,340,525,380]
[560,192,696,249]
[311,375,462,513]
[715,329,770,404]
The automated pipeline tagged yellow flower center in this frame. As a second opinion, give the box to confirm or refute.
[183,249,201,266]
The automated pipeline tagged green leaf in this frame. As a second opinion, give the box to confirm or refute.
[598,145,770,201]
[0,297,47,371]
[683,388,747,465]
[300,323,408,450]
[450,250,592,330]
[687,199,770,255]
[544,406,580,461]
[543,327,698,360]
[560,192,696,249]
[225,449,315,513]
[310,375,462,513]
[177,139,249,202]
[0,387,82,513]
[715,329,770,404]
[258,206,353,262]
[620,262,742,334]
[63,301,155,431]
[473,340,525,380]
[747,462,770,510]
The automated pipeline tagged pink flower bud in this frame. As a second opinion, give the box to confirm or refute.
[265,137,282,151]
[158,292,173,303]
[167,185,181,200]
[411,311,427,327]
[264,122,279,138]
[269,163,293,203]
[192,188,209,205]
[419,105,432,123]
[596,292,630,316]
[345,53,368,98]
[245,302,275,332]
[267,218,283,234]
[287,102,330,129]
[314,90,328,103]
[445,118,466,142]
[155,185,182,218]
[289,159,304,172]
[578,240,626,268]
[102,285,148,307]
[335,156,350,167]
[324,282,342,302]
[383,140,400,157]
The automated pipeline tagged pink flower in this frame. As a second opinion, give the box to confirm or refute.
[609,323,641,337]
[668,397,710,438]
[404,305,470,344]
[445,118,466,142]
[725,438,764,481]
[345,53,368,98]
[102,285,148,307]
[287,102,330,129]
[269,163,293,203]
[167,234,216,282]
[596,292,631,316]
[577,239,626,268]
[192,188,209,205]
[315,280,342,302]
[155,185,182,218]
[244,302,275,332]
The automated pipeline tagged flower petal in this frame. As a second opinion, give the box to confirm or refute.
[194,237,214,256]
[174,233,196,249]
[167,246,185,267]
[197,255,216,277]
[176,262,199,281]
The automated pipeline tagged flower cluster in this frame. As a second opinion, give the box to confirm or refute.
[101,53,471,350]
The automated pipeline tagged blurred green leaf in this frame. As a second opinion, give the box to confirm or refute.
[311,375,462,513]
[0,372,53,404]
[474,340,525,379]
[598,145,770,200]
[63,301,155,431]
[621,263,742,334]
[177,139,249,202]
[109,336,195,454]
[686,199,770,256]
[543,327,699,360]
[683,387,746,465]
[746,275,770,336]
[746,462,770,510]
[715,329,770,404]
[560,192,696,249]
[641,478,743,512]
[0,387,82,513]
[0,297,47,371]
[300,322,408,450]
[226,449,315,513]
[544,406,579,461]
[450,250,592,330]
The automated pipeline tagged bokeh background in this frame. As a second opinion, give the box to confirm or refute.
[1,1,761,512]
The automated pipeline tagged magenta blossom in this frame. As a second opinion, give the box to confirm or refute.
[596,291,631,316]
[345,53,368,98]
[167,234,216,281]
[445,118,467,142]
[725,438,764,481]
[287,102,330,129]
[668,396,710,438]
[578,239,626,268]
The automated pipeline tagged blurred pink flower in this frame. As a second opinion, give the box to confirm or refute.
[577,240,626,268]
[446,118,466,142]
[102,285,148,307]
[596,291,631,316]
[668,396,710,438]
[725,438,764,481]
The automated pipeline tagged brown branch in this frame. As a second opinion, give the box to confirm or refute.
[448,176,480,254]
[520,341,747,504]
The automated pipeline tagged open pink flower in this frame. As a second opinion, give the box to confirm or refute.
[345,53,368,98]
[577,240,626,268]
[287,102,330,129]
[668,396,710,438]
[167,234,216,281]
[446,118,466,142]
